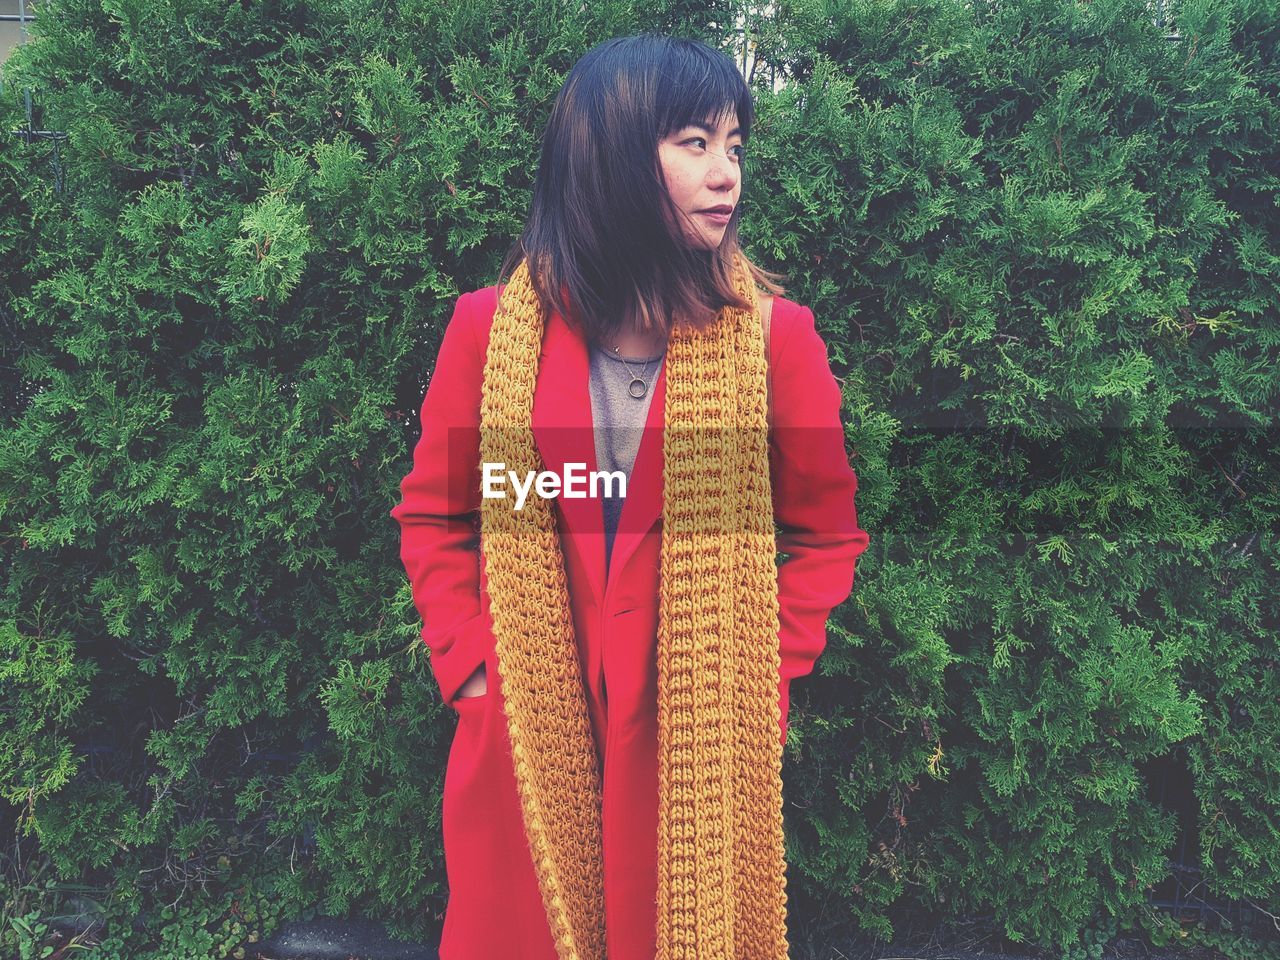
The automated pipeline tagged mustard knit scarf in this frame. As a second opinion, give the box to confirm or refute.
[478,251,788,960]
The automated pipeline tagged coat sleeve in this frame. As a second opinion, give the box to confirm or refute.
[390,291,490,709]
[768,302,870,746]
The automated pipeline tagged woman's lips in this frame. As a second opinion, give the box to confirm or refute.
[699,210,731,224]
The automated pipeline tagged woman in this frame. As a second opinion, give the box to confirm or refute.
[391,33,869,960]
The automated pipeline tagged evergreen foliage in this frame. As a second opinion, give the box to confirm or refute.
[0,0,1276,956]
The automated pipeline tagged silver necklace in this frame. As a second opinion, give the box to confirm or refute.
[612,344,658,399]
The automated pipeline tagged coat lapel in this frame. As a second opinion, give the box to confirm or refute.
[531,305,666,609]
[602,356,665,599]
[531,306,605,607]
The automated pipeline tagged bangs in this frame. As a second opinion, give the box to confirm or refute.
[654,43,754,142]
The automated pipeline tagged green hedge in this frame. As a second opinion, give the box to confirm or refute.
[1,0,1276,957]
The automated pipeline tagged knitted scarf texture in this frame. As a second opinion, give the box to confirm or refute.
[477,252,788,960]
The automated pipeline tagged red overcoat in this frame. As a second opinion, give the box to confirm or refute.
[390,286,869,959]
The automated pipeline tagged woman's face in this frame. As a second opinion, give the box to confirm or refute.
[658,110,744,251]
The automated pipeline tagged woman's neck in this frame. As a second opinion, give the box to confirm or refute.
[605,327,667,357]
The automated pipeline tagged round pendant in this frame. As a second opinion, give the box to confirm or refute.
[628,377,648,399]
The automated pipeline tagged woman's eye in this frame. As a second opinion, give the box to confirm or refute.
[683,137,746,161]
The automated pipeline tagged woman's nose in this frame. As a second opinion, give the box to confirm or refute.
[706,150,740,183]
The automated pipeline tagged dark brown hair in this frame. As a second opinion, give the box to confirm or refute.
[497,33,786,343]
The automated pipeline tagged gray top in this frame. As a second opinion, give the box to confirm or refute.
[587,343,666,578]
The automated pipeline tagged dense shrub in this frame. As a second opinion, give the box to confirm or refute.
[1,0,1275,956]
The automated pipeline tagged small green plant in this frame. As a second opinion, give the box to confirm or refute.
[1058,912,1118,960]
[1130,903,1280,960]
[1178,910,1280,960]
[2,847,300,960]
[6,908,55,960]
